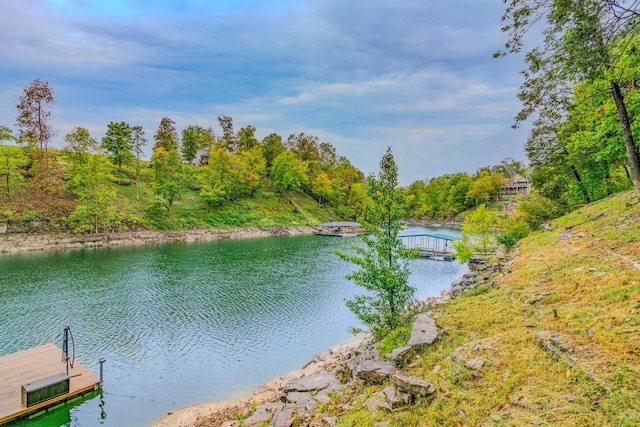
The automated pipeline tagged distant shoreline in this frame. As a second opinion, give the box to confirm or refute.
[0,220,463,255]
[0,226,316,254]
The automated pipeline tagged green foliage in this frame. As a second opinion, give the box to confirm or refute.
[153,117,179,152]
[66,154,119,233]
[336,147,418,338]
[181,124,214,162]
[217,115,236,153]
[517,192,558,228]
[271,151,308,195]
[236,125,259,152]
[151,147,182,208]
[454,204,497,262]
[466,171,506,207]
[499,0,640,203]
[102,121,133,170]
[260,132,285,168]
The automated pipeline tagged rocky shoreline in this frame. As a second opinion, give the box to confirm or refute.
[0,226,315,254]
[152,256,500,427]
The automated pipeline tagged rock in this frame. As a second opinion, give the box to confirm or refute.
[391,346,415,368]
[322,416,337,426]
[269,407,295,427]
[244,402,283,426]
[284,391,314,404]
[283,373,338,393]
[221,421,242,427]
[466,357,485,371]
[292,399,317,419]
[408,314,438,348]
[363,391,392,413]
[450,336,498,372]
[356,361,396,384]
[375,423,391,427]
[382,386,409,409]
[534,330,571,360]
[393,374,435,399]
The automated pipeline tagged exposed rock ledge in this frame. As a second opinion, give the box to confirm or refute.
[0,226,315,254]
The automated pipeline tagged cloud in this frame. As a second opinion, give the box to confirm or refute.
[0,0,529,186]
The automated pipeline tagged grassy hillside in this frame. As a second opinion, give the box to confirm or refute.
[0,145,334,232]
[327,190,639,426]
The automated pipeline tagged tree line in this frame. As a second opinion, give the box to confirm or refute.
[0,79,368,233]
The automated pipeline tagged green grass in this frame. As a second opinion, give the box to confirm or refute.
[330,190,640,426]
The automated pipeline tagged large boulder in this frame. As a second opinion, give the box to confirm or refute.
[391,346,415,368]
[356,361,396,385]
[243,402,283,426]
[268,407,295,427]
[393,374,435,400]
[283,373,339,393]
[408,314,438,348]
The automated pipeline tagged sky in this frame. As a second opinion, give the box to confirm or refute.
[0,0,532,186]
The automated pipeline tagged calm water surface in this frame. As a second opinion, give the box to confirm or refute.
[0,226,466,426]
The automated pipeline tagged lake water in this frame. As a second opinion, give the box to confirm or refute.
[0,226,466,427]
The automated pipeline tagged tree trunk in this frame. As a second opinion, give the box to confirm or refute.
[610,81,640,202]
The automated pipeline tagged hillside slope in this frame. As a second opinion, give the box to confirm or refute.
[332,190,639,426]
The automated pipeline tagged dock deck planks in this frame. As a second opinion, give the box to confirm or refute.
[0,343,99,424]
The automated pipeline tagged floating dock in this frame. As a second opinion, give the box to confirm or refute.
[0,343,100,424]
[400,233,458,261]
[315,221,364,237]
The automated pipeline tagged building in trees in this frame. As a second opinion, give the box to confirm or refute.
[500,173,531,196]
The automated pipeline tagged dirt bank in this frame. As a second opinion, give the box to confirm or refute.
[0,226,315,254]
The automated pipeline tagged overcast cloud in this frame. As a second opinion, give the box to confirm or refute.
[0,0,530,185]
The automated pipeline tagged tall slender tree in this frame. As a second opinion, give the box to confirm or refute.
[217,115,236,153]
[336,147,418,337]
[130,125,147,201]
[15,78,55,152]
[154,117,179,152]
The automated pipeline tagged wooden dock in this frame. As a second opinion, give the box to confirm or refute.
[0,343,100,424]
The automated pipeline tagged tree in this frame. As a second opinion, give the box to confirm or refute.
[453,204,497,263]
[217,115,236,153]
[181,124,214,163]
[260,132,285,168]
[199,148,231,209]
[130,125,147,201]
[15,78,55,152]
[312,172,332,206]
[102,121,132,170]
[67,154,118,234]
[236,125,259,152]
[336,147,418,338]
[181,124,202,163]
[0,126,14,142]
[271,151,308,195]
[63,126,99,167]
[498,0,640,202]
[151,147,182,208]
[154,117,179,152]
[0,130,25,198]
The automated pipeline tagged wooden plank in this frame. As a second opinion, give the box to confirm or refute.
[0,343,100,424]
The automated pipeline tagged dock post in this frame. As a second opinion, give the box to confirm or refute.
[98,358,106,388]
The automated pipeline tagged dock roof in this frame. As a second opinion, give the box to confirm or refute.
[316,221,362,227]
[400,233,459,241]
